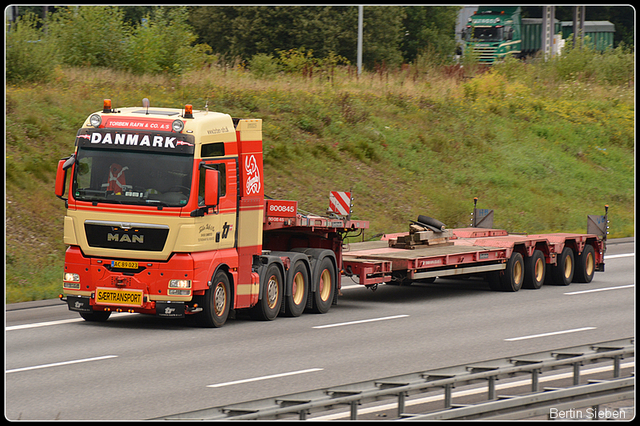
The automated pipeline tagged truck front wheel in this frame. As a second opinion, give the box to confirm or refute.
[198,271,231,328]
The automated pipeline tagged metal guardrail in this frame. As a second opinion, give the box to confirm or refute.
[155,338,634,421]
[401,377,634,420]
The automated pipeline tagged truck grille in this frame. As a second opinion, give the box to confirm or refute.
[84,221,169,251]
[473,46,498,63]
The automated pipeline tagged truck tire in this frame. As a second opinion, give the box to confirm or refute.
[500,252,524,292]
[548,247,574,286]
[251,263,283,321]
[574,244,595,283]
[198,270,231,328]
[284,261,309,317]
[523,250,546,289]
[487,271,503,291]
[312,257,336,314]
[80,310,111,322]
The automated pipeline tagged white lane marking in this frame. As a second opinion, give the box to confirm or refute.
[207,368,323,388]
[605,253,634,259]
[6,318,84,331]
[6,312,136,331]
[565,284,634,295]
[311,361,635,420]
[6,355,118,374]
[504,327,596,342]
[313,315,409,329]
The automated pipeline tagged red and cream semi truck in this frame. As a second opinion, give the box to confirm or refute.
[55,99,606,327]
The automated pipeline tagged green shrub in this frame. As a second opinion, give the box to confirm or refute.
[249,53,281,78]
[48,6,129,68]
[6,13,59,83]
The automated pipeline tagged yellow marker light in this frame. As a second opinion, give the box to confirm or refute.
[103,99,112,113]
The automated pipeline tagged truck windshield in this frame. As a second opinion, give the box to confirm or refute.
[470,27,503,42]
[72,148,193,207]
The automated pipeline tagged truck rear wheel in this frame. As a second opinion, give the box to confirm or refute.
[251,263,283,321]
[548,247,574,286]
[198,271,231,328]
[523,250,546,289]
[500,252,524,292]
[311,257,335,314]
[574,244,595,283]
[284,261,309,317]
[80,310,111,322]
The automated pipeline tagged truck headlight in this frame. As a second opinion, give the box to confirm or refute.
[168,279,191,289]
[64,273,81,289]
[168,289,191,296]
[64,272,80,282]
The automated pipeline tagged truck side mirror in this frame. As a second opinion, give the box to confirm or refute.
[204,168,220,207]
[55,155,75,198]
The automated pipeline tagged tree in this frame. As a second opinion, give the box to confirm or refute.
[188,6,408,70]
[401,6,461,63]
[47,6,129,68]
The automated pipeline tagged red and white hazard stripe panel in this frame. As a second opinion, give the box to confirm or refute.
[329,191,351,216]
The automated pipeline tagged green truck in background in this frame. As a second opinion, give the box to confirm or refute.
[462,6,615,63]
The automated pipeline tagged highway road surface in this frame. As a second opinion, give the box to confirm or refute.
[5,238,634,420]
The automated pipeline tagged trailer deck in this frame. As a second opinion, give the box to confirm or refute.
[343,227,605,288]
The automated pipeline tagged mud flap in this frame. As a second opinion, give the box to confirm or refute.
[66,295,93,313]
[156,301,185,318]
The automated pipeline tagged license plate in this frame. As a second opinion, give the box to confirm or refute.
[111,260,139,269]
[95,288,143,306]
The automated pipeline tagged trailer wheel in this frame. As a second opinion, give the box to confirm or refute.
[197,271,231,328]
[523,250,546,289]
[312,257,336,314]
[251,263,282,321]
[500,252,524,292]
[574,244,595,283]
[548,247,575,286]
[284,261,309,317]
[487,271,503,291]
[80,310,111,322]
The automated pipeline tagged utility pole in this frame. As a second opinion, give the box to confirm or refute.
[541,5,556,60]
[357,5,363,76]
[572,5,586,48]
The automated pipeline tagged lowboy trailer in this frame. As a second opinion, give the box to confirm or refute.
[343,207,607,292]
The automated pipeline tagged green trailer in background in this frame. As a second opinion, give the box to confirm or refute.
[561,20,615,51]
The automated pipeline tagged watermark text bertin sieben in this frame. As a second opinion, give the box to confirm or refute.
[549,407,627,420]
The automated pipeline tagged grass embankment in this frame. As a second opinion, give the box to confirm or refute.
[5,62,634,303]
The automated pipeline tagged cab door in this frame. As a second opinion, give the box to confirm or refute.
[195,158,238,250]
